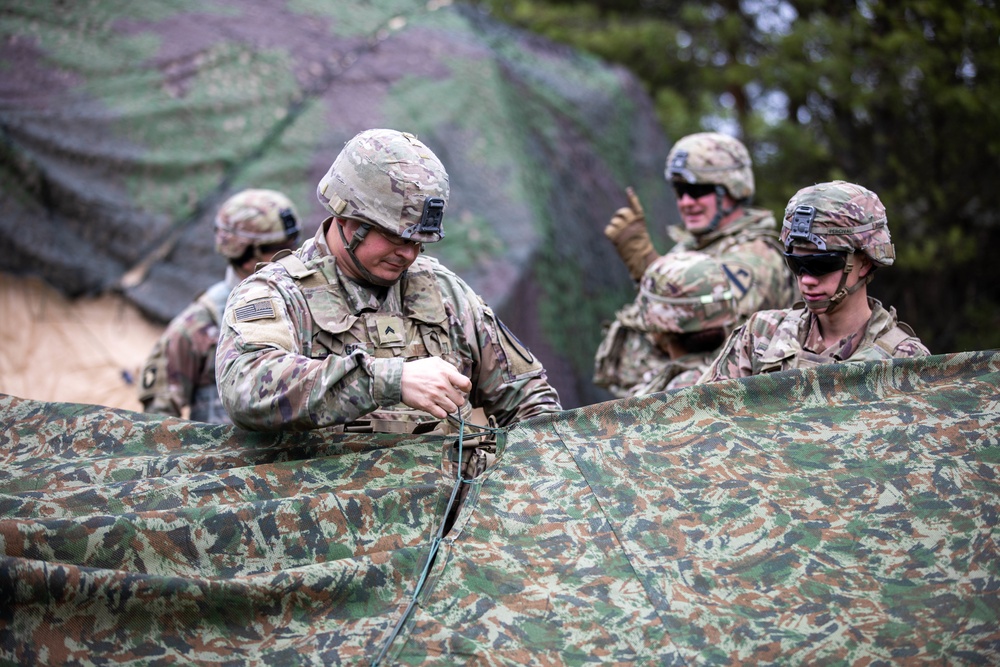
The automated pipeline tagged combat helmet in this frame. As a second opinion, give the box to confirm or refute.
[665,132,755,202]
[638,250,737,335]
[317,129,449,244]
[214,189,301,260]
[665,132,754,235]
[780,180,894,312]
[780,180,895,266]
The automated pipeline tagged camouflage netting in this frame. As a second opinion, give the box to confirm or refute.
[0,0,677,408]
[2,351,998,664]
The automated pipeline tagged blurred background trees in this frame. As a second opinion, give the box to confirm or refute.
[465,0,1000,353]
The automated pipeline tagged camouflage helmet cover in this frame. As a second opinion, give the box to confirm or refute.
[214,189,301,259]
[638,250,738,334]
[316,129,450,243]
[665,132,755,201]
[780,180,895,267]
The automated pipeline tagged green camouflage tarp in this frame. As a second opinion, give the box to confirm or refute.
[3,350,999,664]
[0,0,676,407]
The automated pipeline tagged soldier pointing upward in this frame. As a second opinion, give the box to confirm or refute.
[595,132,796,396]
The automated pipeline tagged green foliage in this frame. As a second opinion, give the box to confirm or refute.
[462,0,1000,353]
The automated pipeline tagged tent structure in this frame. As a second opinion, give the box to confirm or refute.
[0,273,163,413]
[0,0,677,409]
[2,351,998,664]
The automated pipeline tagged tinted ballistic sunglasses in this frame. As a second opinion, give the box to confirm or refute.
[783,251,848,277]
[672,181,717,200]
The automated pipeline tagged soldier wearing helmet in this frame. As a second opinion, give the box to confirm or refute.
[595,132,795,397]
[700,180,929,382]
[624,251,738,395]
[215,129,561,434]
[138,189,301,422]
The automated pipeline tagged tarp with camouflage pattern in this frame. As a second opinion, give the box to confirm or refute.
[3,350,998,664]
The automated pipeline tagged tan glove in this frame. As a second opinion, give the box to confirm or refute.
[604,186,660,281]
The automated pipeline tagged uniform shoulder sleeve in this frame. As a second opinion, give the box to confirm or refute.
[424,259,561,424]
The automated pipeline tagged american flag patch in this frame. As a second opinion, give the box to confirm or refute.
[235,299,275,322]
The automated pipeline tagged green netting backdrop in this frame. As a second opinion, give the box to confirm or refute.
[0,0,676,408]
[2,351,998,664]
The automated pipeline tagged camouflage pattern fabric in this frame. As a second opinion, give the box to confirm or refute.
[395,350,1000,664]
[0,393,459,665]
[701,298,931,382]
[138,271,239,423]
[216,222,561,431]
[3,350,998,664]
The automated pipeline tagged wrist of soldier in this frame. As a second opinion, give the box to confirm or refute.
[369,357,404,406]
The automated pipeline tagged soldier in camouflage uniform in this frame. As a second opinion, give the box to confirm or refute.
[215,129,562,432]
[627,251,738,395]
[138,189,301,423]
[700,180,929,381]
[595,132,795,397]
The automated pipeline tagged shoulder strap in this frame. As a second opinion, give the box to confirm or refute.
[275,252,328,289]
[398,258,449,324]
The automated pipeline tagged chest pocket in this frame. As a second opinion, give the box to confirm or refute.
[298,284,363,357]
[788,350,829,370]
[755,344,796,374]
[362,312,436,360]
[752,310,810,374]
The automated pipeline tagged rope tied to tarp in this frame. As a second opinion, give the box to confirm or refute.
[372,411,504,666]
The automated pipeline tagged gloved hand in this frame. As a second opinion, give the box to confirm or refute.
[604,186,660,282]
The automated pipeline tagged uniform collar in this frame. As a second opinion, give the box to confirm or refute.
[669,207,776,250]
[802,298,893,360]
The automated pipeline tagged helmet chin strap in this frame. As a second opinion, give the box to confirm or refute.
[336,219,395,287]
[803,254,872,315]
[694,185,738,236]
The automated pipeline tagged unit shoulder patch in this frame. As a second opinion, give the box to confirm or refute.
[720,259,756,301]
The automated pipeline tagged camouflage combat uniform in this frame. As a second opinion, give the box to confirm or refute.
[627,351,715,395]
[700,298,930,381]
[216,219,561,432]
[138,268,239,423]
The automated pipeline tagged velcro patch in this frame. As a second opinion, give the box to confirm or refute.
[721,260,755,300]
[498,320,541,377]
[235,299,275,322]
[373,315,405,347]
